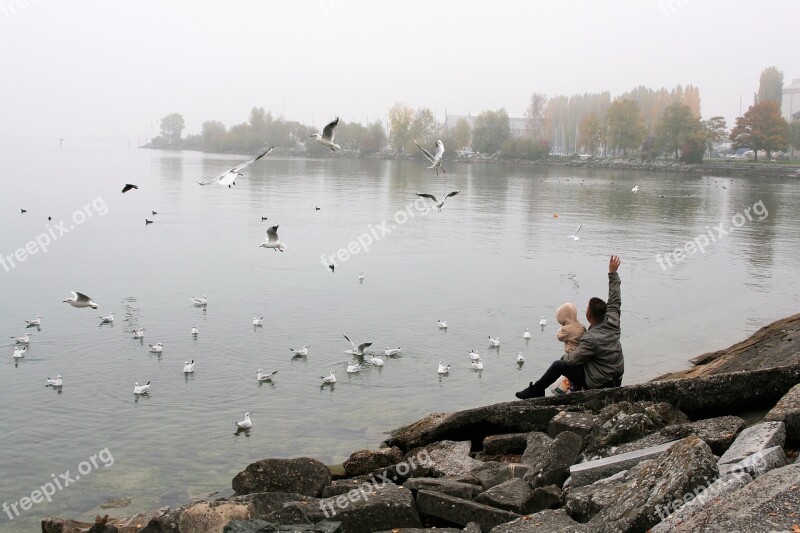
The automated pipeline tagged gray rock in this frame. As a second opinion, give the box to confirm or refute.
[527,485,563,513]
[403,477,481,499]
[224,520,278,533]
[470,462,513,490]
[232,458,332,498]
[523,431,582,488]
[583,402,688,457]
[718,445,787,478]
[588,436,719,533]
[322,480,367,498]
[342,447,404,478]
[230,493,316,519]
[264,503,311,526]
[613,415,745,457]
[463,523,482,533]
[482,433,529,455]
[520,432,553,466]
[764,383,800,444]
[313,522,343,533]
[564,470,628,522]
[474,478,539,514]
[409,440,481,477]
[490,509,587,532]
[415,489,520,532]
[373,529,461,533]
[569,440,678,488]
[508,464,530,479]
[659,463,800,532]
[717,421,786,466]
[548,411,598,439]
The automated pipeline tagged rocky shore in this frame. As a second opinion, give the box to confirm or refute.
[44,314,800,533]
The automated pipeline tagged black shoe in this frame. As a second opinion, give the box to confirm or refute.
[515,382,544,399]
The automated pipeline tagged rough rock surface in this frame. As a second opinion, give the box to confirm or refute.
[519,432,554,466]
[342,447,404,477]
[564,470,628,522]
[415,489,520,531]
[470,461,514,490]
[490,509,587,532]
[548,411,598,439]
[570,441,678,487]
[177,501,254,533]
[232,458,332,497]
[717,421,786,466]
[482,433,529,455]
[473,478,539,514]
[408,440,480,477]
[612,415,745,456]
[402,477,481,499]
[523,431,582,489]
[230,493,315,519]
[764,383,800,444]
[718,445,787,478]
[582,402,688,457]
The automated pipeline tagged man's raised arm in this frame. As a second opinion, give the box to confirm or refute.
[606,255,621,328]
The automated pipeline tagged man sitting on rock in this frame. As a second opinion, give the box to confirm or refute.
[516,255,624,399]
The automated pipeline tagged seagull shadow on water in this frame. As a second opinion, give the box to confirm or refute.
[234,427,252,438]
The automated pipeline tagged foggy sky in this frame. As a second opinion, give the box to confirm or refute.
[0,0,796,145]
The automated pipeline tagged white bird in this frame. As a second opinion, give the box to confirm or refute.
[471,358,484,370]
[320,370,337,384]
[539,316,547,327]
[149,343,163,353]
[190,295,208,306]
[488,336,501,347]
[438,320,448,329]
[384,347,401,356]
[253,317,263,326]
[183,360,195,373]
[235,412,252,429]
[46,375,63,387]
[516,352,525,364]
[63,291,98,309]
[437,361,450,374]
[310,117,340,151]
[358,273,364,282]
[25,315,42,326]
[260,225,286,252]
[99,312,115,323]
[12,346,26,358]
[133,381,150,394]
[290,345,309,357]
[370,354,385,366]
[469,349,481,361]
[346,361,362,373]
[416,191,459,212]
[257,369,277,381]
[632,185,640,193]
[570,224,582,241]
[10,333,31,344]
[198,147,274,187]
[133,328,145,339]
[414,139,446,175]
[191,325,199,336]
[523,328,531,339]
[343,333,372,356]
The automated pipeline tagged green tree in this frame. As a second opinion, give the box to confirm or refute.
[679,130,707,163]
[606,99,645,156]
[757,66,784,107]
[388,102,414,152]
[702,116,728,155]
[411,108,437,150]
[160,113,185,147]
[578,112,604,155]
[471,108,510,154]
[730,101,789,161]
[656,103,703,160]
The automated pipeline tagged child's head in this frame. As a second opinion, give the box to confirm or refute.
[556,302,578,326]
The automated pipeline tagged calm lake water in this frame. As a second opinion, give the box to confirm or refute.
[1,144,799,530]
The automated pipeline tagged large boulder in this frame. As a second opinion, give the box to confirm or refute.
[408,440,480,477]
[482,433,529,455]
[415,489,520,532]
[564,470,627,522]
[232,458,332,497]
[342,447,404,478]
[764,383,800,444]
[548,411,598,439]
[230,492,313,519]
[523,431,582,489]
[490,509,587,532]
[582,402,687,457]
[403,477,481,499]
[519,432,553,466]
[717,421,786,467]
[473,478,541,514]
[177,501,254,533]
[612,415,745,457]
[470,462,513,490]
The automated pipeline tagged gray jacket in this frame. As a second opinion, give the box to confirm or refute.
[562,272,624,388]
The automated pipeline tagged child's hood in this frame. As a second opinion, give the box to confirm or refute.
[556,302,579,326]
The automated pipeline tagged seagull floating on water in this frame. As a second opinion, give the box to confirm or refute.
[539,316,547,327]
[261,216,268,221]
[384,347,401,356]
[10,333,31,345]
[343,333,372,356]
[253,317,263,326]
[416,191,459,212]
[488,336,501,347]
[290,345,309,357]
[469,349,481,361]
[149,343,163,353]
[523,328,531,339]
[26,316,42,326]
[358,273,364,282]
[370,354,385,366]
[12,346,26,359]
[414,140,446,175]
[191,325,199,336]
[437,361,451,374]
[20,208,27,214]
[438,320,448,329]
[133,381,151,395]
[190,295,208,306]
[570,224,582,241]
[310,117,340,151]
[328,264,335,273]
[320,370,337,384]
[121,184,138,193]
[235,412,252,429]
[257,369,277,381]
[198,147,274,188]
[346,361,362,373]
[183,360,195,373]
[46,375,63,387]
[471,358,484,370]
[632,185,639,193]
[516,352,525,364]
[145,219,153,225]
[260,225,286,252]
[64,291,98,309]
[99,312,115,323]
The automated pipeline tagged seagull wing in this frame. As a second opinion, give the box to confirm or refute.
[342,333,356,349]
[121,184,137,193]
[434,141,445,160]
[358,342,372,353]
[232,146,275,173]
[322,118,339,142]
[574,224,582,236]
[73,291,91,304]
[266,224,280,243]
[444,190,460,199]
[416,193,438,203]
[414,140,435,163]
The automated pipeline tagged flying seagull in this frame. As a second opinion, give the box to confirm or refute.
[632,185,639,193]
[121,184,138,193]
[310,117,340,151]
[343,333,372,356]
[63,291,98,309]
[198,146,274,187]
[20,209,27,214]
[416,191,459,212]
[414,140,446,175]
[570,224,582,241]
[259,225,286,252]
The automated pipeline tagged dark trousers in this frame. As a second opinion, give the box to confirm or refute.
[534,360,587,391]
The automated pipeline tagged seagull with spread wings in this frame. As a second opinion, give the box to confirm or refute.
[310,117,340,151]
[343,333,372,356]
[416,190,459,212]
[415,139,446,174]
[198,146,274,188]
[259,225,286,252]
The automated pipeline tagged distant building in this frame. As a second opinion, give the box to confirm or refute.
[781,78,800,121]
[445,113,530,139]
[793,110,800,122]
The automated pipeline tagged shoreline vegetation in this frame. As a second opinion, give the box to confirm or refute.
[44,313,800,533]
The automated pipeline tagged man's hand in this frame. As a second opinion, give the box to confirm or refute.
[609,255,621,273]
